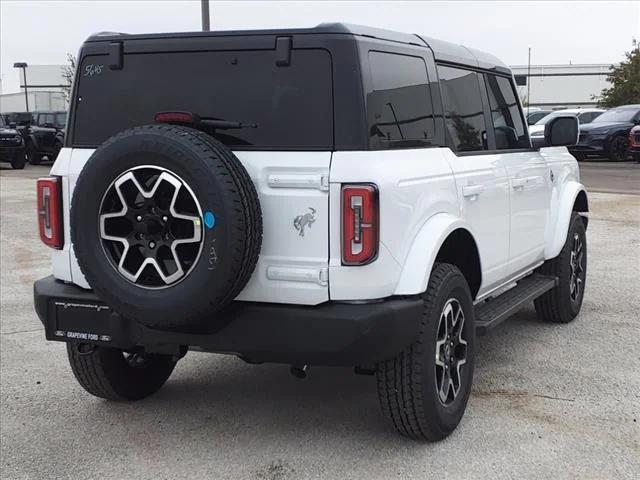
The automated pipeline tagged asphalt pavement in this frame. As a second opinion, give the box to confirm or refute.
[1,164,639,480]
[578,159,640,195]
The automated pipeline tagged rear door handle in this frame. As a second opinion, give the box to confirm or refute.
[463,184,485,198]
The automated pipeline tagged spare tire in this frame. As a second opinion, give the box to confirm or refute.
[71,124,262,329]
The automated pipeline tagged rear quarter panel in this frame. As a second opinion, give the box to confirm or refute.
[329,148,458,300]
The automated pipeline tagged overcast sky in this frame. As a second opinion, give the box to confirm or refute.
[1,0,638,93]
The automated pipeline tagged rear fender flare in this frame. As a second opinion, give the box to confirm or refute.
[394,213,475,295]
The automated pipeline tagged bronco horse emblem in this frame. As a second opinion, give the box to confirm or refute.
[293,207,316,237]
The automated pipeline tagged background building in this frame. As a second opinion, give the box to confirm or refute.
[510,63,612,109]
[0,64,67,113]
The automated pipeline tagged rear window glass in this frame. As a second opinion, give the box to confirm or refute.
[437,65,488,152]
[72,49,334,150]
[367,51,435,149]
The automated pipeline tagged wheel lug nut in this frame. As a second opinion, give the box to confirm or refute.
[162,216,168,222]
[450,341,454,347]
[136,215,142,222]
[149,242,155,249]
[450,356,454,363]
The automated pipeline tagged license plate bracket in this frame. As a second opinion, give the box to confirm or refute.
[51,299,116,344]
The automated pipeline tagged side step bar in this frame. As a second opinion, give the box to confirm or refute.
[474,274,557,336]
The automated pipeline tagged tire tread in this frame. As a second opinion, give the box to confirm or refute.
[377,263,470,441]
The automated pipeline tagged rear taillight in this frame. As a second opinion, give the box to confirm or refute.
[342,184,379,265]
[37,177,63,249]
[154,111,198,124]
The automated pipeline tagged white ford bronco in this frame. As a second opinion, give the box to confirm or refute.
[34,24,588,441]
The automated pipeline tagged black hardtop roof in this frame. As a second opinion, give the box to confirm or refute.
[86,23,510,73]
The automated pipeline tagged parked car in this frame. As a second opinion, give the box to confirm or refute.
[25,110,67,165]
[34,24,587,442]
[570,105,640,161]
[2,111,32,126]
[628,125,640,162]
[2,111,33,139]
[526,109,553,125]
[529,108,605,147]
[0,115,26,169]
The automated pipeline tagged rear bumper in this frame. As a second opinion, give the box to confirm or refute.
[34,276,423,366]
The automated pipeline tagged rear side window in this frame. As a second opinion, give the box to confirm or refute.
[437,65,487,152]
[41,113,56,126]
[367,51,435,149]
[485,74,529,149]
[73,49,333,150]
[578,111,602,124]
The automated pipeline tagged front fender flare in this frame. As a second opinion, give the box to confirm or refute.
[394,213,475,295]
[545,181,588,259]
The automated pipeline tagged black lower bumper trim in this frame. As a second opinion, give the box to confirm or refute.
[569,145,604,153]
[34,276,423,366]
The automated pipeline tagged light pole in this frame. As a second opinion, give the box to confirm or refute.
[201,0,210,31]
[526,48,531,111]
[13,62,29,113]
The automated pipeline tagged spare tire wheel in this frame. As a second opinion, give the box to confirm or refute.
[71,124,262,329]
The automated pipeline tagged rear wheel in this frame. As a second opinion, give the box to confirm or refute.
[534,212,587,323]
[66,343,177,401]
[377,263,475,441]
[608,136,628,162]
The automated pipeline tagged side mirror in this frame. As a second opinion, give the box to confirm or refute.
[544,116,579,147]
[9,122,17,129]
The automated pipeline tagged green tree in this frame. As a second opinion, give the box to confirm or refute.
[61,53,77,106]
[598,39,640,107]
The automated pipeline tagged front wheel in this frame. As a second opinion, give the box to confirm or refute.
[608,136,628,162]
[11,154,26,169]
[66,343,177,400]
[377,263,475,441]
[534,212,587,323]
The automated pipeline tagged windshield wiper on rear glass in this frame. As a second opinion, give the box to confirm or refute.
[154,111,258,130]
[200,118,258,130]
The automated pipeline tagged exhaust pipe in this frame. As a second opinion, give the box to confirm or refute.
[290,364,308,379]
